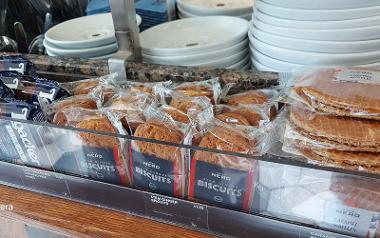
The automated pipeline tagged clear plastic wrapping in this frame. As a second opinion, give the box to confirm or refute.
[291,67,380,120]
[129,105,190,198]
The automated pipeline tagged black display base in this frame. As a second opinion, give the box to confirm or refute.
[0,160,353,238]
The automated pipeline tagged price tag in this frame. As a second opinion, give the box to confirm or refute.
[143,193,208,230]
[322,202,380,238]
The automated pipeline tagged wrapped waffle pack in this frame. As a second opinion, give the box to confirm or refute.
[282,67,380,174]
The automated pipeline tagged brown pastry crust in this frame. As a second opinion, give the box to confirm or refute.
[225,90,268,106]
[163,106,190,124]
[194,126,256,171]
[133,123,184,162]
[216,112,250,126]
[290,105,380,150]
[294,68,380,118]
[52,98,98,126]
[297,147,380,174]
[130,85,153,94]
[73,80,99,95]
[175,85,214,103]
[75,117,118,148]
[170,98,202,113]
[233,108,263,126]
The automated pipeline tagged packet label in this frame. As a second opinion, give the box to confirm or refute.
[0,120,54,169]
[322,202,380,238]
[189,159,254,212]
[56,146,126,186]
[0,62,26,74]
[334,70,380,85]
[130,149,180,197]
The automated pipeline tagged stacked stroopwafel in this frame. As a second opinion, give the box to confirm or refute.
[284,68,380,173]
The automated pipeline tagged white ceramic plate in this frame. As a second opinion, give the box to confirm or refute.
[140,16,249,56]
[188,50,249,67]
[45,13,141,49]
[179,6,252,19]
[251,49,304,71]
[250,25,380,53]
[260,0,380,10]
[227,54,250,69]
[177,0,254,16]
[251,58,278,71]
[44,39,118,58]
[249,35,380,66]
[241,62,251,70]
[255,0,380,21]
[46,49,117,59]
[253,17,380,41]
[254,9,380,29]
[143,39,248,64]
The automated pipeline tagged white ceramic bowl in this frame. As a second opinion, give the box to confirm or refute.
[250,25,380,53]
[177,0,254,16]
[44,39,118,58]
[45,13,141,49]
[140,16,249,56]
[142,39,248,64]
[187,50,249,67]
[179,6,252,20]
[249,35,380,65]
[260,0,380,10]
[254,9,380,29]
[177,6,198,18]
[255,0,380,21]
[253,17,380,41]
[251,58,278,71]
[227,54,250,69]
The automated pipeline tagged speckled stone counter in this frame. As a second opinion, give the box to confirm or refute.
[3,53,281,91]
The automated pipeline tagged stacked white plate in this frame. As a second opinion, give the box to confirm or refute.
[177,0,254,21]
[44,13,142,59]
[249,0,380,72]
[140,16,250,70]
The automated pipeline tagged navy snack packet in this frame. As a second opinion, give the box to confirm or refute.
[0,55,36,75]
[0,98,45,122]
[0,80,15,99]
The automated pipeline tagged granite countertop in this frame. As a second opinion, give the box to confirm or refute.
[2,53,281,91]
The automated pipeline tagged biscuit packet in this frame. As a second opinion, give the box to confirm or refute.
[129,105,190,198]
[186,108,267,212]
[61,74,117,97]
[0,79,15,98]
[0,98,45,122]
[290,67,380,120]
[53,108,131,186]
[214,104,270,127]
[0,55,36,75]
[103,90,155,134]
[170,78,222,105]
[44,95,100,125]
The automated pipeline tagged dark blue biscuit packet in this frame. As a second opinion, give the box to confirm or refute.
[0,55,36,76]
[14,78,70,106]
[0,80,15,99]
[0,98,46,122]
[0,71,37,90]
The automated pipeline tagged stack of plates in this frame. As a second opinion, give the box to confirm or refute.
[140,16,250,69]
[44,13,142,59]
[177,0,254,21]
[249,0,380,72]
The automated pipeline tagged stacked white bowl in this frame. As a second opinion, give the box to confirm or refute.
[249,0,380,72]
[176,0,254,21]
[44,13,142,59]
[140,16,251,70]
